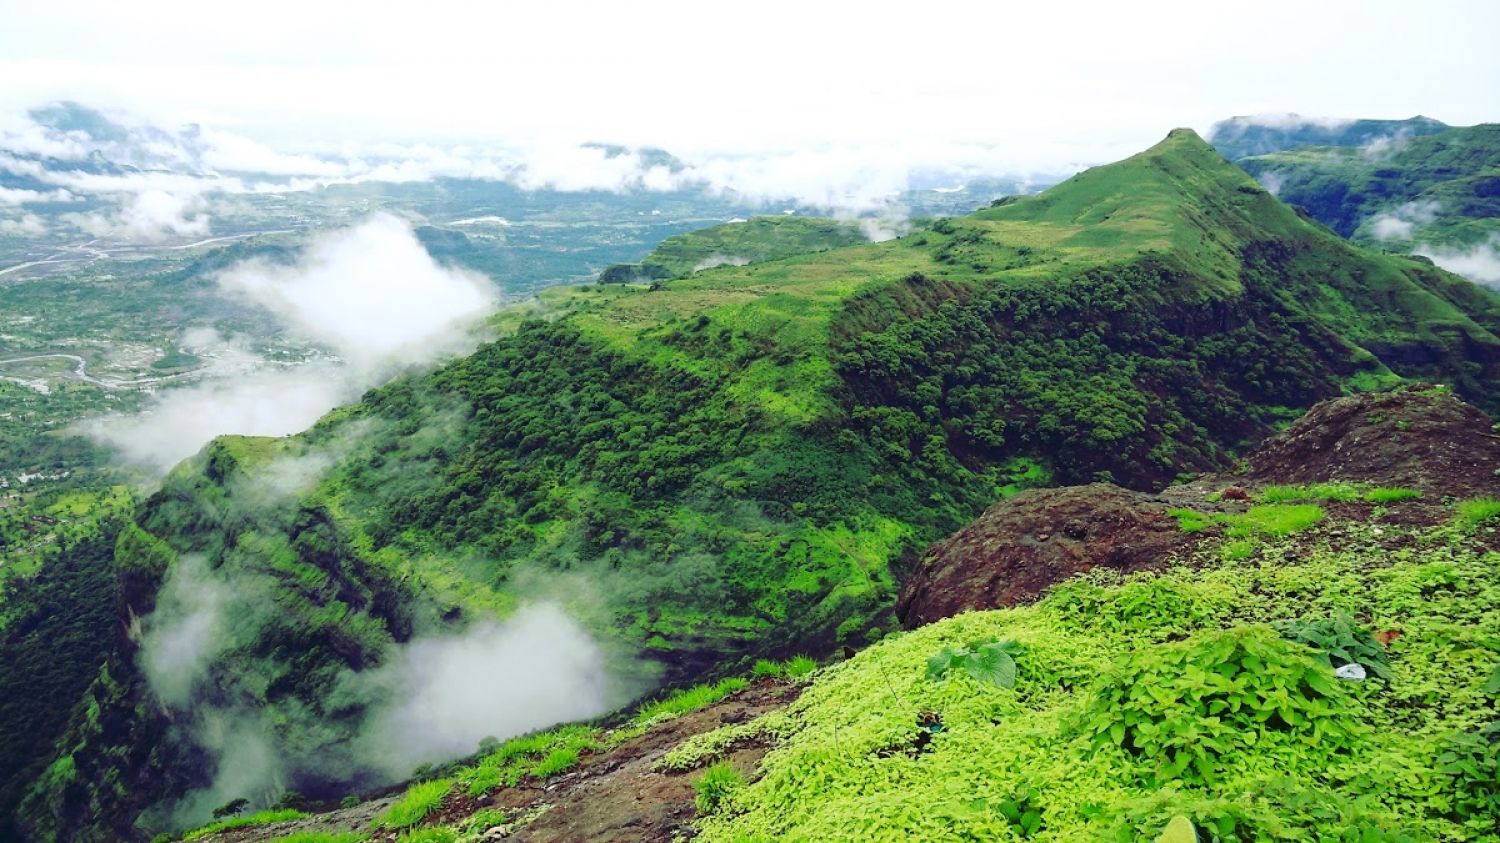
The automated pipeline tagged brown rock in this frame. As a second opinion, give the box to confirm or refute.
[895,484,1195,627]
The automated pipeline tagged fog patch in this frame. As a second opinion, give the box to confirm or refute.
[1415,236,1500,287]
[350,604,622,778]
[85,214,496,476]
[83,365,355,474]
[1368,200,1440,241]
[216,213,495,368]
[139,554,234,707]
[692,254,750,273]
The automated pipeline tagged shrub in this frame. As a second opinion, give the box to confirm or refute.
[635,677,750,725]
[1259,483,1361,503]
[396,828,457,843]
[375,778,453,830]
[270,833,365,843]
[694,762,746,814]
[531,746,581,778]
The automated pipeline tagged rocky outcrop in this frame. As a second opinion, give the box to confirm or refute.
[896,484,1195,628]
[897,384,1500,627]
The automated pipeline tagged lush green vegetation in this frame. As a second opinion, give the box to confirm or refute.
[689,520,1500,841]
[1456,498,1500,529]
[20,129,1500,840]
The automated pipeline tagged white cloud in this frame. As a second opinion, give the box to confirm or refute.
[0,184,71,204]
[352,604,624,778]
[1416,236,1500,287]
[216,212,495,367]
[0,212,46,235]
[85,214,497,474]
[1367,200,1440,241]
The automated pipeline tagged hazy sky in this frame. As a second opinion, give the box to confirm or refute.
[1,0,1496,168]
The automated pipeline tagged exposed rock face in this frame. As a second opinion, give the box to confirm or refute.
[896,484,1195,628]
[897,384,1500,627]
[1245,383,1500,498]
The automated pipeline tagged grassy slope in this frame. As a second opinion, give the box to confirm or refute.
[598,216,868,283]
[20,130,1500,841]
[1238,123,1500,246]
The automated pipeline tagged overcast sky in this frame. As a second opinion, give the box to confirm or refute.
[0,0,1496,169]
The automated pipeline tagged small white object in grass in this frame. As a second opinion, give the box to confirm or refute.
[1334,663,1367,681]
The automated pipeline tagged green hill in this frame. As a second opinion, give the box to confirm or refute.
[13,129,1500,841]
[1237,123,1500,251]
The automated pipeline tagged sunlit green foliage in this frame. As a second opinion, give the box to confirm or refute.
[693,520,1500,841]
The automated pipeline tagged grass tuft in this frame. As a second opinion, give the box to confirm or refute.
[375,778,453,830]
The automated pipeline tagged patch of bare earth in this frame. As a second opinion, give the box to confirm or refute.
[203,680,800,843]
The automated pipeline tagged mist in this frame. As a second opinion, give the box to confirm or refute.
[349,605,625,779]
[84,213,496,475]
[1416,236,1500,287]
[137,537,632,827]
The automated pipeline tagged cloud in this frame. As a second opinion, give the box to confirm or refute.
[0,211,46,235]
[0,184,71,204]
[1415,236,1500,288]
[84,214,496,474]
[83,366,355,473]
[1367,200,1440,241]
[216,213,495,367]
[139,554,235,707]
[350,604,626,778]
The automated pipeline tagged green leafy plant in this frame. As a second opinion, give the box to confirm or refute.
[926,639,1025,689]
[694,761,746,814]
[530,746,581,778]
[1081,627,1353,786]
[1273,614,1394,680]
[1157,815,1196,843]
[990,786,1044,837]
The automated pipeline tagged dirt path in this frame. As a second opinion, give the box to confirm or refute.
[209,679,802,843]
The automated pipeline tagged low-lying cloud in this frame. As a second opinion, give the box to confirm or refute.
[85,213,496,474]
[1416,235,1500,288]
[1367,200,1440,241]
[350,605,622,778]
[138,542,626,827]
